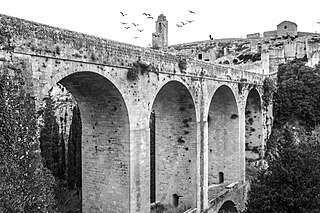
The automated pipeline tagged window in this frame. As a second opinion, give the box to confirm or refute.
[219,172,224,183]
[198,54,202,60]
[173,194,179,207]
[284,26,287,29]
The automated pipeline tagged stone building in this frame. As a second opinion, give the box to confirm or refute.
[276,20,298,37]
[152,14,168,49]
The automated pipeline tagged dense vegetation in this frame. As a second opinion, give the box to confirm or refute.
[39,93,66,179]
[273,59,320,130]
[39,90,82,212]
[0,70,56,212]
[244,60,320,213]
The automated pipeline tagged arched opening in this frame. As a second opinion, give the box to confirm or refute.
[309,52,320,67]
[245,89,263,180]
[58,72,130,212]
[39,83,82,211]
[218,201,238,213]
[150,81,196,210]
[208,86,239,191]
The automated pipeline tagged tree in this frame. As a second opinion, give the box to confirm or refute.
[0,69,56,212]
[39,92,61,178]
[244,125,320,213]
[245,59,320,212]
[59,130,66,180]
[67,105,82,190]
[273,59,320,130]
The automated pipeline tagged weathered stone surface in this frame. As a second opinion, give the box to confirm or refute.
[0,13,270,213]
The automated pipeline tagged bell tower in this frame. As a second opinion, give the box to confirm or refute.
[152,14,168,49]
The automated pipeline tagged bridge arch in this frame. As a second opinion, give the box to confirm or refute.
[218,200,238,213]
[245,88,263,178]
[207,85,240,186]
[44,71,131,212]
[308,50,320,67]
[150,80,197,209]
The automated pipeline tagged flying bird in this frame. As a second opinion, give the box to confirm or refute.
[181,21,187,25]
[176,24,182,27]
[153,34,160,37]
[137,29,144,32]
[132,36,140,39]
[120,22,128,25]
[120,12,127,17]
[187,20,195,23]
[147,16,154,19]
[132,23,139,27]
[188,10,196,14]
[142,13,151,16]
[124,26,130,29]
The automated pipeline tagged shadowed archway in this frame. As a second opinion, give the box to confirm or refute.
[59,71,130,213]
[218,200,238,213]
[208,85,240,188]
[150,81,197,210]
[245,89,263,179]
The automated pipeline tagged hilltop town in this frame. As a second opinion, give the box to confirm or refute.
[152,14,320,74]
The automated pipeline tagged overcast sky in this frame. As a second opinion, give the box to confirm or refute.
[1,0,319,47]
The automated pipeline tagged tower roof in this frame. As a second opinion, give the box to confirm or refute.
[277,20,297,27]
[157,14,167,22]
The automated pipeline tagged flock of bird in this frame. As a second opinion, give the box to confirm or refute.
[176,10,196,28]
[119,10,197,40]
[119,11,153,39]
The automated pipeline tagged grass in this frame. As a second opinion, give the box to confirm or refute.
[54,180,82,213]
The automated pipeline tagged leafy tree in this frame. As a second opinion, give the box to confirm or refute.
[245,60,320,212]
[273,59,320,130]
[67,105,82,190]
[244,125,320,213]
[0,69,56,212]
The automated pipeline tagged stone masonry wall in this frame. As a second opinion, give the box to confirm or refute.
[208,86,239,185]
[153,81,197,209]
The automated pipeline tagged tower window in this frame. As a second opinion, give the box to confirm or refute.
[284,26,287,29]
[198,54,202,60]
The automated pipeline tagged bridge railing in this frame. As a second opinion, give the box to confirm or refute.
[0,13,266,85]
[186,59,265,84]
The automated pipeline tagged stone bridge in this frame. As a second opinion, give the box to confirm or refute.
[0,14,270,213]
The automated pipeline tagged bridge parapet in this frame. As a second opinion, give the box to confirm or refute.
[0,14,264,85]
